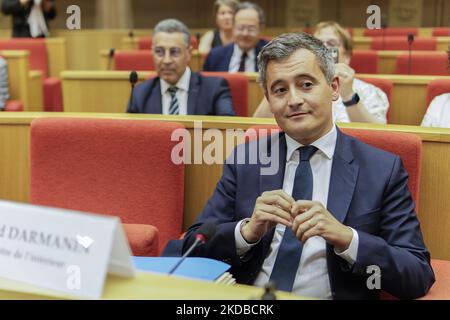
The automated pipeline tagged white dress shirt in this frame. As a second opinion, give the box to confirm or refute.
[234,125,359,299]
[333,78,389,124]
[228,44,256,73]
[160,68,191,115]
[0,58,9,110]
[421,93,450,128]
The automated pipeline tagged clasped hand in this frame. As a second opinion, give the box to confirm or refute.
[241,190,353,252]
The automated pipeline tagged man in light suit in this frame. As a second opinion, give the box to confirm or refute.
[127,19,235,116]
[175,33,434,299]
[203,2,268,73]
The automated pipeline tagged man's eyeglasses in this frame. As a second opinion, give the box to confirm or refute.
[153,47,184,58]
[235,25,259,35]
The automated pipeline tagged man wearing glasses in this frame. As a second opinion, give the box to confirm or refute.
[127,19,235,116]
[203,2,268,73]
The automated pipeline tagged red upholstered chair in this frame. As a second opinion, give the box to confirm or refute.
[246,125,450,299]
[29,118,185,256]
[370,37,437,51]
[4,100,23,111]
[364,28,418,37]
[395,52,449,76]
[246,125,450,300]
[425,79,450,107]
[201,71,248,116]
[350,50,378,74]
[0,39,63,112]
[138,36,198,50]
[114,50,155,71]
[432,28,450,37]
[356,76,393,121]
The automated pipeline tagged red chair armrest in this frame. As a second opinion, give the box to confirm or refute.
[123,223,159,257]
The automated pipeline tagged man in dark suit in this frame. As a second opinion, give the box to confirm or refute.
[203,2,268,73]
[175,33,434,299]
[1,0,56,38]
[127,19,235,116]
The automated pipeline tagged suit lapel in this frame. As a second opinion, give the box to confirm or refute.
[147,78,162,114]
[187,73,199,115]
[327,129,359,223]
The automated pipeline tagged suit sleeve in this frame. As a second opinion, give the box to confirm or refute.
[202,52,213,71]
[213,78,235,116]
[350,156,435,299]
[181,151,246,268]
[1,0,25,15]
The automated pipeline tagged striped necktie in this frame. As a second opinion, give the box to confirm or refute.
[168,86,179,115]
[269,145,318,292]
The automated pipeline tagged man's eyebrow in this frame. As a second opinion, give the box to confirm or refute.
[269,73,319,92]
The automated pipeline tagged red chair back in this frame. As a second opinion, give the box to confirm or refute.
[0,39,49,78]
[356,76,393,121]
[30,118,185,253]
[114,50,155,71]
[432,28,450,37]
[138,36,198,50]
[371,37,437,51]
[201,71,248,117]
[364,28,418,37]
[395,52,449,76]
[246,126,422,209]
[425,79,450,107]
[350,50,378,74]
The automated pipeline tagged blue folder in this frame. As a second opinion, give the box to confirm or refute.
[132,257,231,282]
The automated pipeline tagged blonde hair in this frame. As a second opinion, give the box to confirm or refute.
[313,21,353,57]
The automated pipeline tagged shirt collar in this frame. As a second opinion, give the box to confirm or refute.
[233,43,255,60]
[160,67,191,94]
[285,125,337,162]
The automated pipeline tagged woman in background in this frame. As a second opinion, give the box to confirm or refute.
[199,0,239,55]
[1,0,56,38]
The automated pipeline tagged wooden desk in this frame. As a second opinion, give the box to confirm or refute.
[45,38,68,78]
[61,70,450,126]
[353,36,450,51]
[0,50,43,111]
[0,113,450,260]
[0,271,302,300]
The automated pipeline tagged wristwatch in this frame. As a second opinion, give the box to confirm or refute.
[343,93,360,107]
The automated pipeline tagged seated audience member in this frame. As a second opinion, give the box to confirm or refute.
[421,93,450,128]
[1,0,56,38]
[127,19,235,116]
[170,32,434,300]
[198,0,239,55]
[203,1,268,72]
[0,57,10,111]
[253,21,389,124]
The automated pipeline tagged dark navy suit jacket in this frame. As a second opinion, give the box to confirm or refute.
[164,128,435,300]
[203,39,268,72]
[126,72,235,116]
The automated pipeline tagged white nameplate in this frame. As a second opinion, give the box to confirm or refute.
[0,200,135,299]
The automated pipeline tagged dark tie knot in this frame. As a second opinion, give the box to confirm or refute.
[241,51,248,59]
[167,86,178,97]
[299,145,318,161]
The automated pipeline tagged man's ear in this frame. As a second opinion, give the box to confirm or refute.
[331,76,340,101]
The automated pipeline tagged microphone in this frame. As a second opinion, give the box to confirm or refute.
[168,222,216,275]
[128,71,138,111]
[128,30,134,38]
[407,33,414,75]
[107,48,115,70]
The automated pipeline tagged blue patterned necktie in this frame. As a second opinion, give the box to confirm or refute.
[269,145,318,292]
[168,86,179,115]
